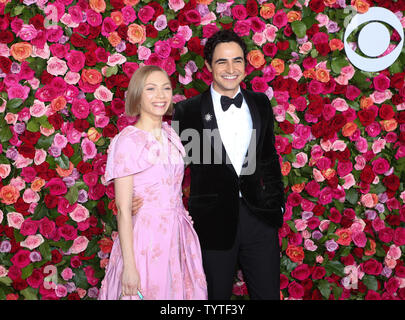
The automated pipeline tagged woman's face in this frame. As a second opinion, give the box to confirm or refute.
[139,71,172,119]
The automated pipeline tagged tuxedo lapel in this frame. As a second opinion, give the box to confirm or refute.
[200,90,237,175]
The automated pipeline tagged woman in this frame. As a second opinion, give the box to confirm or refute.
[98,65,207,300]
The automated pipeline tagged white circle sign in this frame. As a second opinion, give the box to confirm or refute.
[344,7,404,72]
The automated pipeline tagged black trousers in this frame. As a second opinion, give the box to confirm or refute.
[202,198,280,300]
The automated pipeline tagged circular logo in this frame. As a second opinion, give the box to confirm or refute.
[344,7,404,72]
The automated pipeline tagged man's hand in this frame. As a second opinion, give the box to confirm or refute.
[131,196,143,216]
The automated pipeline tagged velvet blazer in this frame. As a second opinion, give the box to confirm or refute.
[172,88,285,250]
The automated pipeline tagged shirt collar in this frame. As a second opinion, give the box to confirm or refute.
[210,85,241,102]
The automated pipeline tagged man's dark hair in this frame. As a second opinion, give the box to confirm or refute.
[204,30,248,66]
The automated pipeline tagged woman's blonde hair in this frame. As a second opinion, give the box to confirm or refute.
[125,65,173,117]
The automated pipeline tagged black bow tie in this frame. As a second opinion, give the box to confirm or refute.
[220,93,243,111]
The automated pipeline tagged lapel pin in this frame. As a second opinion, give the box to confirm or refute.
[204,113,213,122]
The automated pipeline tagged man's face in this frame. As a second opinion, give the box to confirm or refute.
[205,41,246,98]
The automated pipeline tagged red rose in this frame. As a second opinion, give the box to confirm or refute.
[74,119,90,132]
[88,26,101,39]
[188,37,204,56]
[55,214,69,227]
[44,194,59,209]
[309,0,325,12]
[392,94,403,105]
[315,43,330,56]
[102,124,118,138]
[59,224,77,241]
[0,30,14,43]
[125,43,137,56]
[280,120,295,134]
[329,207,342,223]
[365,290,381,300]
[48,113,64,131]
[12,278,28,291]
[70,256,82,268]
[261,43,276,58]
[184,88,200,98]
[18,143,36,159]
[29,14,45,30]
[345,85,361,101]
[0,56,11,73]
[378,227,394,243]
[89,183,106,200]
[383,174,400,192]
[280,274,289,290]
[39,217,56,239]
[145,24,158,38]
[110,0,124,9]
[70,33,87,47]
[51,249,63,264]
[62,144,74,158]
[185,9,201,25]
[393,227,405,246]
[20,130,41,145]
[27,269,44,288]
[291,264,311,281]
[77,161,93,174]
[20,218,39,236]
[7,266,21,280]
[391,72,405,89]
[168,19,179,32]
[288,281,304,299]
[246,0,258,16]
[13,197,30,215]
[358,109,376,126]
[360,165,375,184]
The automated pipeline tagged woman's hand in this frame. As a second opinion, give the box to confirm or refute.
[121,265,141,297]
[131,196,143,216]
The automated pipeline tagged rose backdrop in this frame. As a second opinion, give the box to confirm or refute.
[0,0,404,300]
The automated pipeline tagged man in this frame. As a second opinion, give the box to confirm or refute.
[172,30,285,300]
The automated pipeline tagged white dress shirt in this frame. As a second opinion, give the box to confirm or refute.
[211,86,253,176]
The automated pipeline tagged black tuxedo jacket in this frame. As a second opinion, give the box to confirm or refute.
[173,88,285,250]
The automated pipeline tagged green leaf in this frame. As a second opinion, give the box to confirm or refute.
[0,124,12,143]
[0,277,12,286]
[27,119,40,132]
[291,21,307,38]
[32,202,47,220]
[318,279,332,299]
[10,5,24,17]
[6,98,23,111]
[362,275,378,291]
[65,186,79,205]
[346,188,358,205]
[39,242,52,262]
[219,16,233,24]
[325,260,345,277]
[21,264,34,280]
[331,57,349,74]
[105,65,118,78]
[194,55,205,69]
[20,287,38,300]
[55,154,70,170]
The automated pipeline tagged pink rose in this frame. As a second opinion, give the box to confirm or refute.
[7,212,24,229]
[61,267,74,281]
[292,152,308,168]
[26,269,44,288]
[169,33,186,49]
[10,249,31,268]
[57,197,77,215]
[373,74,390,92]
[7,84,30,101]
[138,5,155,24]
[342,174,356,189]
[81,138,97,161]
[22,189,40,204]
[345,85,361,101]
[288,64,303,82]
[251,76,269,92]
[59,224,78,241]
[331,98,349,112]
[71,98,90,119]
[361,194,376,208]
[168,0,185,11]
[101,17,117,36]
[17,24,38,41]
[94,85,113,102]
[39,217,56,239]
[154,40,171,59]
[45,177,68,196]
[20,234,44,250]
[319,187,333,205]
[372,158,390,174]
[69,204,89,223]
[86,10,103,27]
[47,57,68,76]
[288,281,304,299]
[337,160,353,177]
[122,6,137,25]
[55,284,68,298]
[273,10,288,29]
[352,231,367,247]
[393,228,405,246]
[66,50,85,72]
[232,5,247,20]
[89,184,106,200]
[70,236,89,254]
[137,46,151,60]
[202,23,220,39]
[372,138,386,154]
[20,218,38,236]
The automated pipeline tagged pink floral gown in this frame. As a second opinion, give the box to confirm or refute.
[98,122,207,300]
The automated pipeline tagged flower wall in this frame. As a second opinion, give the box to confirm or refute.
[0,0,404,300]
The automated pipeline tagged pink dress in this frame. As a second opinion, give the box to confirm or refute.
[98,122,207,300]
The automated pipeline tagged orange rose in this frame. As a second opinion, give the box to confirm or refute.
[271,58,285,75]
[82,69,103,85]
[107,32,121,47]
[335,228,352,246]
[87,127,102,142]
[286,245,304,263]
[351,0,370,13]
[56,162,74,178]
[364,239,376,256]
[324,0,337,6]
[51,96,67,112]
[303,68,316,79]
[287,11,302,23]
[342,122,358,137]
[380,119,398,132]
[196,0,214,4]
[0,185,20,205]
[291,182,305,193]
[329,39,344,51]
[124,0,140,5]
[10,42,32,62]
[127,23,146,44]
[260,3,275,19]
[247,50,266,69]
[360,96,373,109]
[31,177,46,192]
[89,0,106,13]
[315,68,330,83]
[111,11,124,26]
[281,161,291,176]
